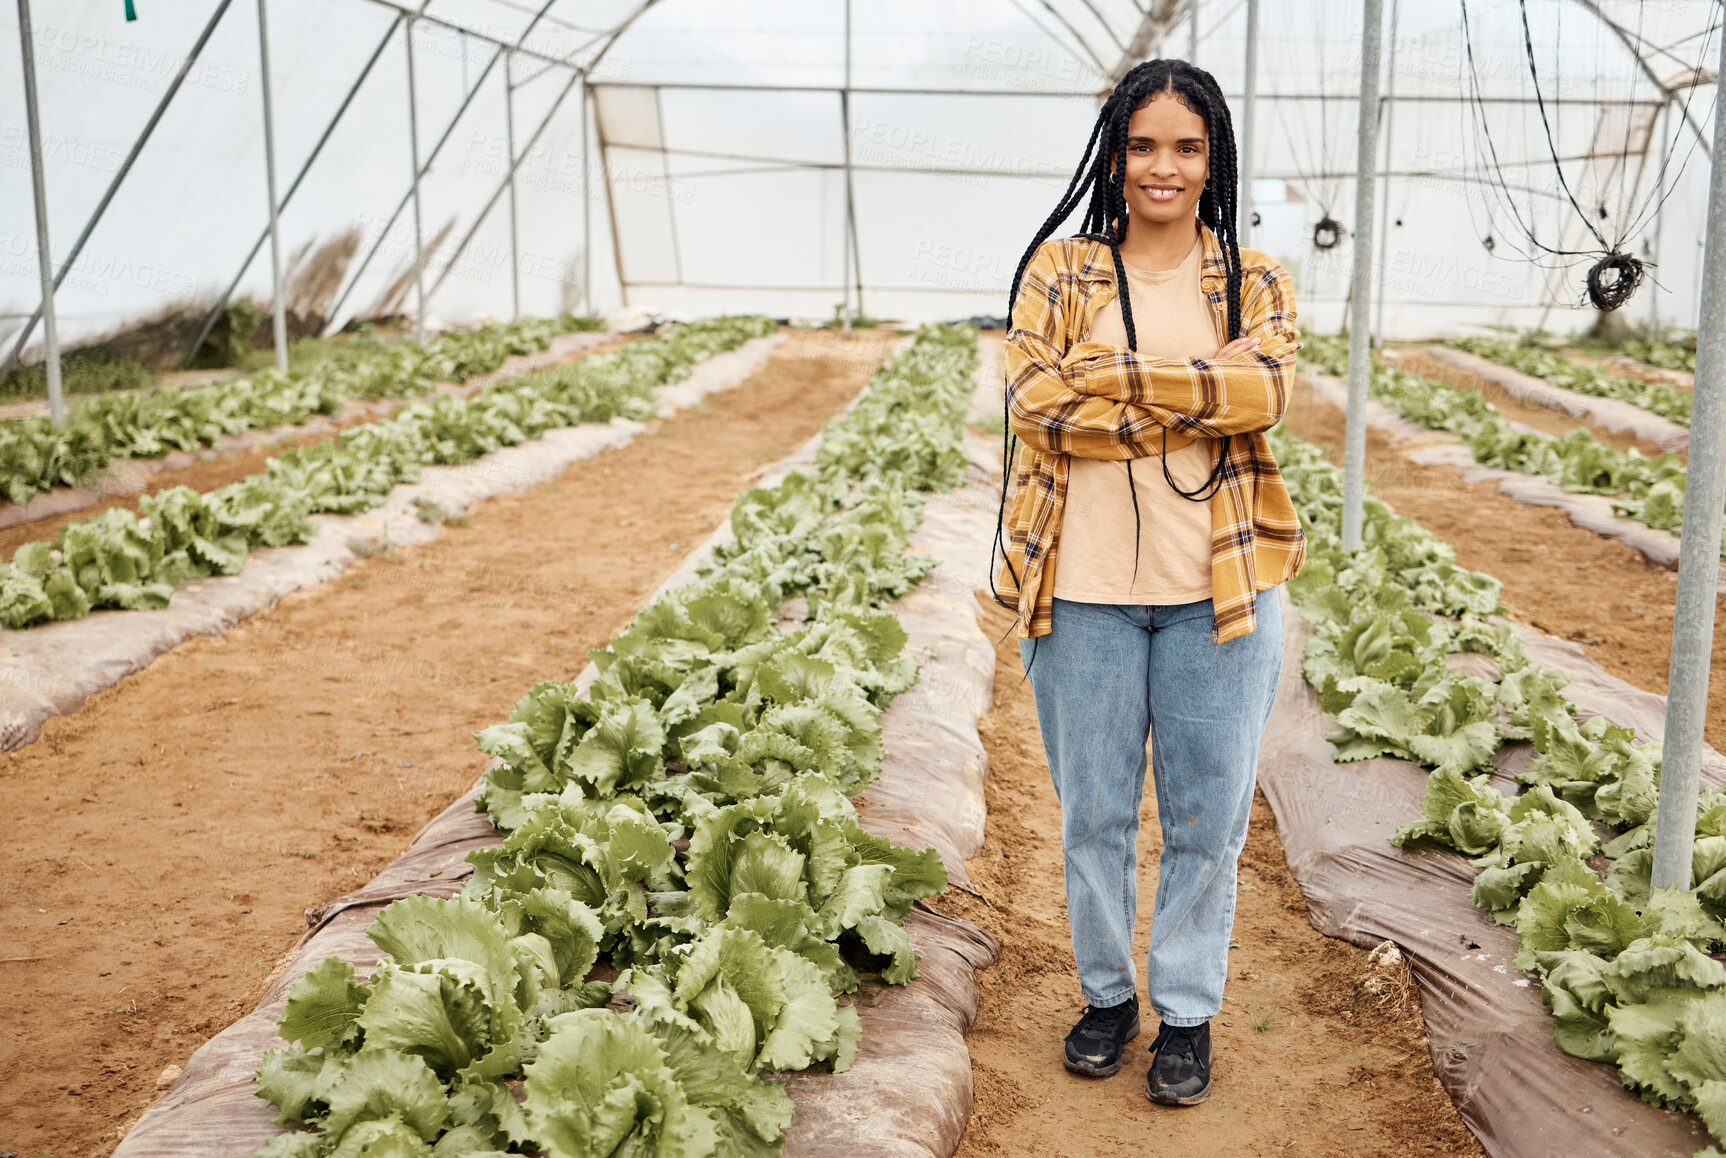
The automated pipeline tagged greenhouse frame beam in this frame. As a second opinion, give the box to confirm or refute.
[1374,0,1401,343]
[573,81,1648,108]
[1008,0,1104,77]
[581,76,593,313]
[406,12,426,344]
[1571,0,1714,158]
[1031,0,1108,75]
[352,0,608,73]
[505,50,521,323]
[1240,0,1259,247]
[3,0,236,381]
[1341,0,1385,555]
[841,0,855,328]
[257,0,288,372]
[15,0,61,423]
[1653,17,1726,892]
[185,10,406,365]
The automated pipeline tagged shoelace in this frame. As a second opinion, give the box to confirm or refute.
[1154,1024,1201,1064]
[1071,1003,1133,1041]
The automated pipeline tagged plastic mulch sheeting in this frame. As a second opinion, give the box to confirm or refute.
[113,356,1002,1158]
[1302,369,1726,591]
[1260,586,1718,1158]
[0,334,783,754]
[1425,345,1689,453]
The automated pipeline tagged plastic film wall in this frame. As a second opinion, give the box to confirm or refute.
[0,0,1718,349]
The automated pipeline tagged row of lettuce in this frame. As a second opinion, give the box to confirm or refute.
[247,324,978,1158]
[0,314,604,508]
[1269,415,1726,1156]
[1305,335,1714,552]
[1622,335,1699,375]
[1448,335,1693,427]
[0,318,774,630]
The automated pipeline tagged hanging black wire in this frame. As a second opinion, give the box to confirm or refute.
[1456,0,1721,311]
[1275,23,1347,251]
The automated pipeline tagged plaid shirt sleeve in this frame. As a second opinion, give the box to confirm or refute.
[1006,241,1300,457]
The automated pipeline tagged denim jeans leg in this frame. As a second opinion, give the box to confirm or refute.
[1020,598,1152,1009]
[1143,587,1285,1026]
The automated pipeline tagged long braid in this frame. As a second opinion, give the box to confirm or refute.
[991,57,1250,609]
[992,95,1119,601]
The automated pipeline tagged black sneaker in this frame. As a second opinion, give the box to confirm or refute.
[1145,1020,1212,1105]
[1062,998,1140,1077]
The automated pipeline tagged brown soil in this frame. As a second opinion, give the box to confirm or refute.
[0,328,901,1157]
[1280,374,1725,752]
[1390,348,1678,460]
[938,601,1484,1158]
[0,336,634,558]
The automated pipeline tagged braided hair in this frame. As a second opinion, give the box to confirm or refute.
[992,58,1247,610]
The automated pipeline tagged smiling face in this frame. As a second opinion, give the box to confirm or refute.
[1121,91,1210,228]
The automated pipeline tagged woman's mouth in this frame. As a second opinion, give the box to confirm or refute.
[1141,185,1183,202]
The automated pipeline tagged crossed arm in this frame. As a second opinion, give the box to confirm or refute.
[1005,242,1301,460]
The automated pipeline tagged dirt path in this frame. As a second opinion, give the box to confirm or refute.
[936,601,1484,1158]
[0,328,900,1158]
[1280,373,1724,751]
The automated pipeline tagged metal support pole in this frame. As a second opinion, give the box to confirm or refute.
[1650,25,1726,893]
[1373,0,1399,343]
[1188,0,1199,62]
[1239,0,1259,248]
[405,14,427,344]
[1652,98,1671,336]
[505,51,521,322]
[840,0,853,330]
[1340,0,1384,555]
[257,0,288,372]
[581,76,592,314]
[16,0,62,424]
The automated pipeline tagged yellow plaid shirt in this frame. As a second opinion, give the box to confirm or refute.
[994,224,1307,644]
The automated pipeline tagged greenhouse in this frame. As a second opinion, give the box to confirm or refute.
[0,1,1723,1156]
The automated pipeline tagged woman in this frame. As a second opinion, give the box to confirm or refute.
[991,58,1306,1106]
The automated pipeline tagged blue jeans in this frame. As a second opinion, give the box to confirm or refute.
[1019,590,1284,1026]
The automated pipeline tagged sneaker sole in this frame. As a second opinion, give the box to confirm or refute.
[1062,1021,1141,1078]
[1146,1081,1211,1106]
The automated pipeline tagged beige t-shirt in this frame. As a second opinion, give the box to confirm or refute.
[1051,234,1220,605]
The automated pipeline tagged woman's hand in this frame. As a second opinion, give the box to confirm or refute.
[1212,336,1261,361]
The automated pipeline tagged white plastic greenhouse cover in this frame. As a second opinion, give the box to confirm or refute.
[0,0,1719,352]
